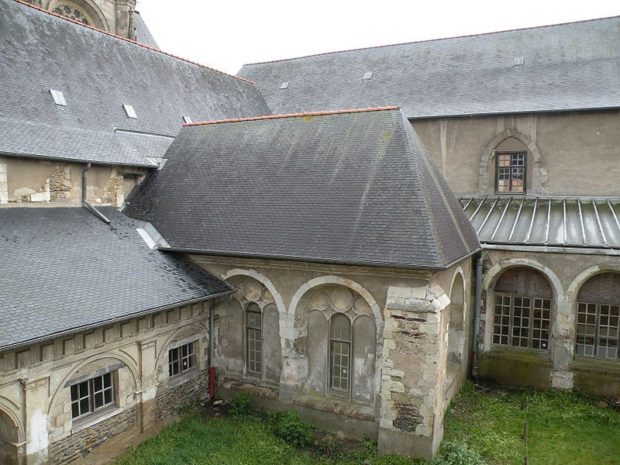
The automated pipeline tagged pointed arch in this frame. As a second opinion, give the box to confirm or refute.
[478,128,544,194]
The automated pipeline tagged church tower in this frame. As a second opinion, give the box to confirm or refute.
[24,0,137,39]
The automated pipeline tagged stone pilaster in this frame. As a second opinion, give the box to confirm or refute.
[378,285,450,460]
[137,340,157,431]
[551,294,575,389]
[22,376,50,465]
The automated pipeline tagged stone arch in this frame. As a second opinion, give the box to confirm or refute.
[154,321,209,374]
[48,352,139,417]
[220,270,283,384]
[221,269,286,316]
[289,276,382,329]
[483,259,562,351]
[0,405,22,465]
[566,264,620,300]
[484,258,563,299]
[478,128,544,194]
[291,278,381,404]
[48,0,110,31]
[445,271,466,398]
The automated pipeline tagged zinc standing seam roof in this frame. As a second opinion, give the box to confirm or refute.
[0,0,270,167]
[125,108,479,269]
[238,16,620,119]
[460,196,620,251]
[0,207,231,350]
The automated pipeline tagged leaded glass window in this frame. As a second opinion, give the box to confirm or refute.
[70,372,114,419]
[168,342,196,377]
[330,314,351,392]
[496,152,526,193]
[246,303,262,374]
[493,294,551,349]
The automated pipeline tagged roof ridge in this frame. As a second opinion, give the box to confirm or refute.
[183,106,400,127]
[13,0,255,86]
[241,15,620,67]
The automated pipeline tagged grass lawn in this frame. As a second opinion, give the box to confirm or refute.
[443,382,620,465]
[114,383,620,465]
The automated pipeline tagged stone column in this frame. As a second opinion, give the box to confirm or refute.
[22,377,50,465]
[0,157,8,204]
[378,285,450,460]
[551,294,575,389]
[137,340,157,432]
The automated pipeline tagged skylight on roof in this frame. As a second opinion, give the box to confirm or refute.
[513,56,525,66]
[362,71,373,80]
[50,89,66,106]
[182,116,192,124]
[280,82,289,89]
[123,104,137,119]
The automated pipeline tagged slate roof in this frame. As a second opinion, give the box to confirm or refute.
[0,207,231,351]
[133,10,159,49]
[125,107,479,270]
[0,0,270,167]
[238,16,620,119]
[460,195,620,252]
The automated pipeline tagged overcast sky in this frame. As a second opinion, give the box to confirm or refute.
[137,0,620,75]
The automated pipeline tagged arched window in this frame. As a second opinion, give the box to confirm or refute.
[52,2,95,25]
[576,273,620,359]
[330,314,351,392]
[493,267,552,350]
[246,302,262,374]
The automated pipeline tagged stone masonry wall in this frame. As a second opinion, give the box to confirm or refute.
[0,157,7,204]
[155,370,210,420]
[48,407,136,465]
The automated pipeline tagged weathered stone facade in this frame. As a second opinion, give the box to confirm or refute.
[194,255,473,459]
[1,157,145,207]
[0,301,214,465]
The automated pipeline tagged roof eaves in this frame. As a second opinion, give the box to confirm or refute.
[0,289,234,353]
[407,105,620,121]
[0,150,160,169]
[13,0,256,86]
[159,246,448,272]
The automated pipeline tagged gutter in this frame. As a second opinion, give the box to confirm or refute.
[158,246,481,272]
[471,252,483,378]
[81,162,111,224]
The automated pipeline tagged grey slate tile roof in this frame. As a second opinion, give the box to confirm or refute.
[125,108,479,270]
[0,0,270,167]
[0,207,231,351]
[238,17,620,119]
[132,11,159,49]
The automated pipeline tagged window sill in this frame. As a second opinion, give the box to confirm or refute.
[486,347,552,365]
[166,368,200,388]
[71,406,121,434]
[572,356,620,375]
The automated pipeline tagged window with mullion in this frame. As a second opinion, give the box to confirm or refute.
[246,303,262,374]
[168,342,196,377]
[576,302,619,359]
[330,314,351,392]
[496,152,526,193]
[70,372,114,420]
[493,293,550,350]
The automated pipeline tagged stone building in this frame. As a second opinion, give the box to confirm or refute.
[0,0,618,464]
[239,16,620,396]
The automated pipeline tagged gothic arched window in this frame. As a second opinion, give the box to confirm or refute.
[52,2,94,25]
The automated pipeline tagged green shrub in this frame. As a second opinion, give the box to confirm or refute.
[230,393,252,416]
[271,410,313,448]
[433,441,487,465]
